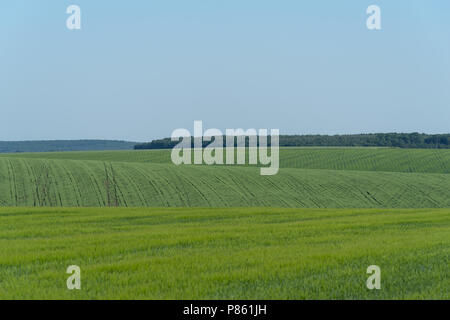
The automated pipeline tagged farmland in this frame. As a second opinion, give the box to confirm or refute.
[3,147,450,173]
[0,207,448,299]
[0,147,448,300]
[0,153,449,208]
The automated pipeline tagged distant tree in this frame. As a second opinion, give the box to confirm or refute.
[134,133,450,150]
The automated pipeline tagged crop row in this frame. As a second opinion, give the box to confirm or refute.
[0,157,449,208]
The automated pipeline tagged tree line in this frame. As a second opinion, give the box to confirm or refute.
[0,140,136,153]
[134,133,450,150]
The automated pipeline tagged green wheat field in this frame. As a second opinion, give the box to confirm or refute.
[0,147,449,299]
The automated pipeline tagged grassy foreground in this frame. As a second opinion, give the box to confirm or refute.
[0,207,448,299]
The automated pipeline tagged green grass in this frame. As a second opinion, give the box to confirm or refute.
[3,147,450,173]
[0,207,448,299]
[0,148,448,299]
[0,157,449,208]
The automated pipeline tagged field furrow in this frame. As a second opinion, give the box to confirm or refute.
[0,157,449,208]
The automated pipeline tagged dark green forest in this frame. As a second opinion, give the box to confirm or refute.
[2,134,448,153]
[135,133,450,150]
[0,140,136,153]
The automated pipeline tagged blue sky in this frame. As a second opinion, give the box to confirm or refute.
[1,0,449,141]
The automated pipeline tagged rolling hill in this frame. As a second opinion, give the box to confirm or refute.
[0,147,449,208]
[2,147,449,173]
[0,147,448,300]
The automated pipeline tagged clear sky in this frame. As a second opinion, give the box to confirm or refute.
[1,0,449,141]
